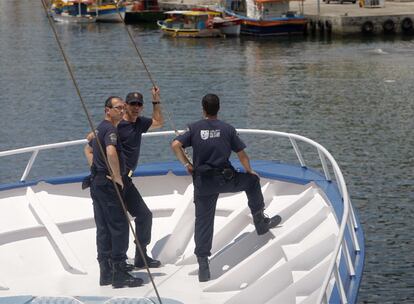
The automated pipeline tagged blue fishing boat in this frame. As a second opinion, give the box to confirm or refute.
[223,0,307,36]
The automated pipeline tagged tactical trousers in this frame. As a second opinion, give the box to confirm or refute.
[193,171,265,257]
[91,174,129,263]
[123,176,153,247]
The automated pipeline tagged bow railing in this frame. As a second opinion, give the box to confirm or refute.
[0,129,360,303]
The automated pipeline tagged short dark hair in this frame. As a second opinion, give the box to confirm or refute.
[104,96,122,108]
[202,94,220,116]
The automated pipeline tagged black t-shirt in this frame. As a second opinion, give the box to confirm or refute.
[175,119,246,169]
[91,120,125,175]
[117,117,152,171]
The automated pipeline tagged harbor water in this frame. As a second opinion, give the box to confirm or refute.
[1,0,413,303]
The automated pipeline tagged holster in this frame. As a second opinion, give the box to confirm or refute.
[81,164,98,190]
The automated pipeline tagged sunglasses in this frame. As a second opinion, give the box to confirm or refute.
[128,102,143,107]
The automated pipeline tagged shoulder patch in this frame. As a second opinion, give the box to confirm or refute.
[109,132,117,144]
[200,130,209,140]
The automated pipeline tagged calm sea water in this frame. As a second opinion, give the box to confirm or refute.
[1,0,413,302]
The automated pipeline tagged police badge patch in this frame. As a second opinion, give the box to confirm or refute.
[109,133,117,144]
[200,130,209,140]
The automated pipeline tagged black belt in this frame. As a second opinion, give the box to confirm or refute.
[196,167,235,180]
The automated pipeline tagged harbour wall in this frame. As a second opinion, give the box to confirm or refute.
[158,0,414,35]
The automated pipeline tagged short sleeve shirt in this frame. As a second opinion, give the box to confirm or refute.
[91,120,125,175]
[175,119,246,169]
[117,116,152,171]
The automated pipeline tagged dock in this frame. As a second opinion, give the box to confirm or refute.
[158,0,414,35]
[302,0,414,35]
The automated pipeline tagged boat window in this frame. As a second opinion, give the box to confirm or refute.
[230,0,246,13]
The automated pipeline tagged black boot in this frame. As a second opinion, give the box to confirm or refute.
[197,256,210,282]
[253,209,270,235]
[134,246,161,268]
[99,259,112,286]
[119,260,135,272]
[112,261,143,288]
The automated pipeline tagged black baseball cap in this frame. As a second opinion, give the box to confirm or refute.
[126,92,144,104]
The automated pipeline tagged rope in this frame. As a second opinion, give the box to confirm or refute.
[115,3,192,165]
[40,1,163,303]
[114,3,181,137]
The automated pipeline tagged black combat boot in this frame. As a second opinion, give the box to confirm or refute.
[134,246,161,268]
[197,256,210,282]
[99,259,112,286]
[253,209,270,235]
[112,261,143,288]
[119,260,135,272]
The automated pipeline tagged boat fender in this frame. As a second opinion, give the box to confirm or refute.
[309,20,316,33]
[383,19,395,33]
[318,20,324,32]
[361,21,374,34]
[401,17,413,33]
[325,20,332,33]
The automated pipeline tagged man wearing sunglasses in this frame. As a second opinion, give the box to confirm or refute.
[118,87,164,269]
[85,96,143,288]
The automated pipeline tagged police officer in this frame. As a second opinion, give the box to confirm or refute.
[84,96,142,288]
[86,87,163,268]
[171,93,280,282]
[119,87,163,268]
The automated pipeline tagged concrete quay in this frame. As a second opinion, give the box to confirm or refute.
[302,0,414,35]
[159,0,414,35]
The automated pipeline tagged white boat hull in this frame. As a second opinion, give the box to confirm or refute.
[0,169,337,302]
[50,11,96,23]
[0,130,365,304]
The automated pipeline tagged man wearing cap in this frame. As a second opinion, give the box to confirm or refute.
[85,87,163,270]
[118,86,164,268]
[85,96,143,288]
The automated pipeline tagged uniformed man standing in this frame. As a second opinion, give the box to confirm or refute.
[118,87,163,268]
[171,93,280,282]
[86,88,163,270]
[85,96,142,288]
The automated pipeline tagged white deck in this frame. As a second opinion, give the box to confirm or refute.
[0,173,339,303]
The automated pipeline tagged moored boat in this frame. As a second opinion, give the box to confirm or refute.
[157,11,222,38]
[223,0,307,36]
[50,0,126,23]
[88,0,127,22]
[50,0,97,23]
[0,129,364,304]
[124,0,165,23]
[190,8,242,36]
[212,15,242,36]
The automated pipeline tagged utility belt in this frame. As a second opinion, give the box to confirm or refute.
[82,165,132,190]
[195,165,236,181]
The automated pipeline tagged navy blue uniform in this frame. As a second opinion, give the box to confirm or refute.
[175,119,265,257]
[117,117,153,248]
[90,120,129,264]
